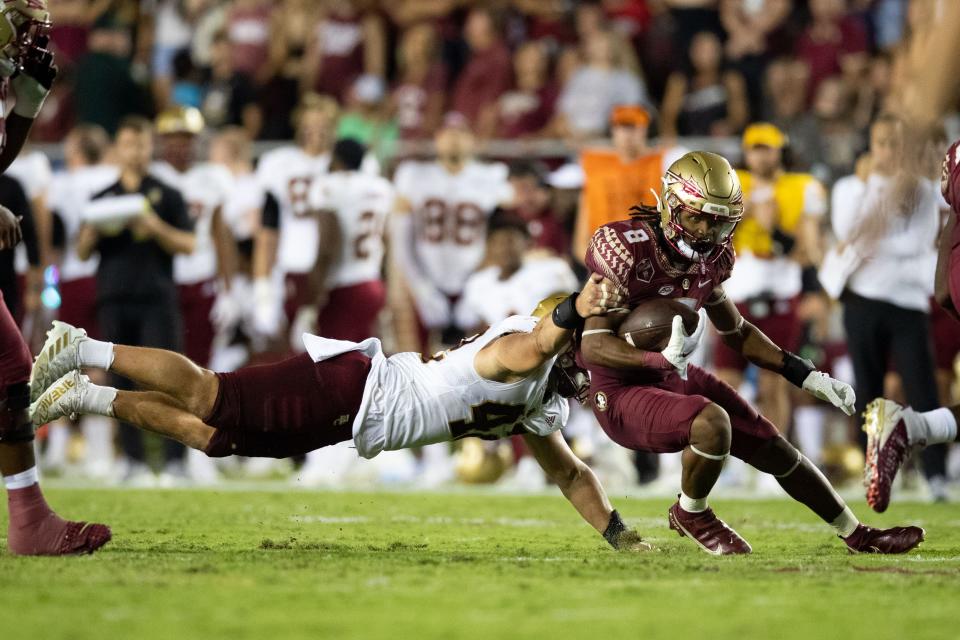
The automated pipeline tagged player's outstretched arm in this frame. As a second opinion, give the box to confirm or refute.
[706,286,856,415]
[475,274,624,382]
[523,432,652,551]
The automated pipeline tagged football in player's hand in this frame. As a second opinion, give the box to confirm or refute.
[618,299,700,351]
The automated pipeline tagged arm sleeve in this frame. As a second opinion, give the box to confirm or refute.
[261,192,281,230]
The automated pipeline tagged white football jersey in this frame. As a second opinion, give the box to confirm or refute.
[153,161,234,285]
[256,146,331,274]
[302,315,567,459]
[455,256,579,330]
[48,164,119,281]
[308,170,394,289]
[394,160,513,296]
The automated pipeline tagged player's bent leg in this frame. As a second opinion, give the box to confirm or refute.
[747,435,924,554]
[2,302,111,556]
[669,403,752,555]
[112,390,216,451]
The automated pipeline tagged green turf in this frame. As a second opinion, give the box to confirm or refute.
[1,488,958,640]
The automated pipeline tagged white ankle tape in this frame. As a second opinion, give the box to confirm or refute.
[689,444,729,461]
[775,451,803,478]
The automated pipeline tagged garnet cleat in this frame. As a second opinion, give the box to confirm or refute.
[862,398,918,513]
[842,524,924,554]
[668,500,752,555]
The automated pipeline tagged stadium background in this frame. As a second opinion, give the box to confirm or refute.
[4,0,959,498]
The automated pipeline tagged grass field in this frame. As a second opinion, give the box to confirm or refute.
[1,488,958,640]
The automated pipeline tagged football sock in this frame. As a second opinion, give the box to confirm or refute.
[909,408,958,445]
[78,338,115,371]
[82,383,118,417]
[679,490,708,513]
[3,465,38,490]
[830,506,859,538]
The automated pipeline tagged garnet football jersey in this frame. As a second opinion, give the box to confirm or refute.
[582,218,734,385]
[308,170,394,289]
[393,159,513,296]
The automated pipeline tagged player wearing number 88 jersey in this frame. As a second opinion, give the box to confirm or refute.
[391,113,514,350]
[29,278,654,551]
[303,138,394,342]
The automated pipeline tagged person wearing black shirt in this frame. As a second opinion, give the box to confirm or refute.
[0,175,39,323]
[77,116,195,482]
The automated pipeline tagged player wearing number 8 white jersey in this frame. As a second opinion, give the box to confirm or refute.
[391,112,514,350]
[252,94,338,339]
[301,138,394,342]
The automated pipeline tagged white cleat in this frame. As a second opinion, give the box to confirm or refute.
[30,321,87,403]
[30,371,90,426]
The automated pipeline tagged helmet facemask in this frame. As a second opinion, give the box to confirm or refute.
[548,343,590,405]
[0,1,51,77]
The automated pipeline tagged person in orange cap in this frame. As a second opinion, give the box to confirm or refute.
[572,105,686,262]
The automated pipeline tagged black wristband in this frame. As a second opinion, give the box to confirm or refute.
[603,509,628,549]
[552,293,584,330]
[782,350,816,388]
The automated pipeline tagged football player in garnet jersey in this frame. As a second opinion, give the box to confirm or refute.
[28,276,655,553]
[0,0,111,554]
[579,151,924,556]
[859,139,960,513]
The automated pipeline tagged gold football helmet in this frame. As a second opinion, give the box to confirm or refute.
[657,151,743,262]
[156,106,205,136]
[0,0,51,76]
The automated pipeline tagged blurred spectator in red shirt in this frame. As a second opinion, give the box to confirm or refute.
[512,0,577,55]
[451,7,513,137]
[603,0,652,39]
[304,0,386,103]
[49,0,107,70]
[720,0,793,119]
[496,41,558,139]
[226,0,274,84]
[391,22,448,140]
[506,161,569,256]
[659,30,749,137]
[794,0,869,104]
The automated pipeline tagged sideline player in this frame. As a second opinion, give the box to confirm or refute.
[0,0,110,554]
[29,277,652,552]
[578,151,924,555]
[861,138,960,512]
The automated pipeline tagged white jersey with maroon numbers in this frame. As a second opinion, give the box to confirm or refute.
[302,315,566,459]
[308,170,394,289]
[48,165,119,282]
[153,161,234,285]
[256,146,331,274]
[220,171,265,242]
[394,160,513,296]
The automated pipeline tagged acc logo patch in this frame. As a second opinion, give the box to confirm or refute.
[594,391,608,412]
[658,285,674,296]
[636,258,654,283]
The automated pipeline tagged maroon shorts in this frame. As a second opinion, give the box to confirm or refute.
[714,297,801,371]
[317,280,386,342]
[590,365,779,462]
[0,289,31,387]
[930,298,960,371]
[283,272,311,328]
[59,277,100,339]
[203,351,370,459]
[178,280,216,366]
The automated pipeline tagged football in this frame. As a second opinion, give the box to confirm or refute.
[617,299,700,351]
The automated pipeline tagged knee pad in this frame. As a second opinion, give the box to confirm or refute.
[0,383,35,443]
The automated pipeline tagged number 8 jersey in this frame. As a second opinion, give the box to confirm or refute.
[393,159,513,296]
[303,315,567,459]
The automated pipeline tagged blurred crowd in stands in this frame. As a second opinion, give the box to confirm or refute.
[3,0,960,495]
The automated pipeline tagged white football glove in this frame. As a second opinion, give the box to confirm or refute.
[660,309,706,380]
[801,371,857,416]
[410,282,451,329]
[210,290,243,333]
